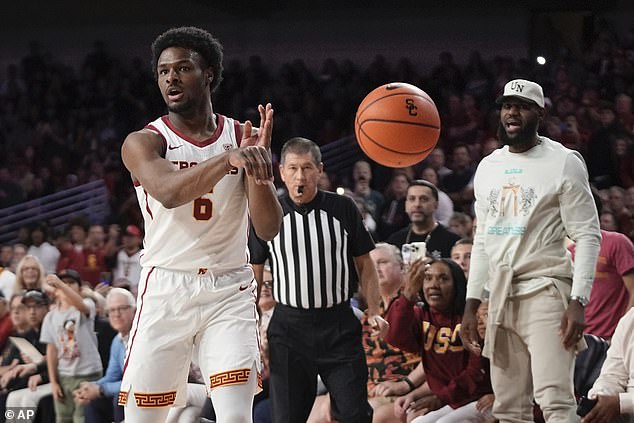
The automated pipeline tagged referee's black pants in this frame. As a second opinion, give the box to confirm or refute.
[267,302,372,423]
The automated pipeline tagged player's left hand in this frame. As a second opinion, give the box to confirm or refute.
[240,103,274,149]
[236,104,274,184]
[582,395,620,423]
[559,299,585,350]
[369,314,389,338]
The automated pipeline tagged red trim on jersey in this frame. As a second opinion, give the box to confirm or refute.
[122,266,155,377]
[145,124,167,157]
[244,221,251,264]
[234,120,242,146]
[144,190,153,219]
[133,180,141,187]
[160,114,225,147]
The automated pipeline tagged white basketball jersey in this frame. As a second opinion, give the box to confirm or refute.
[135,114,249,274]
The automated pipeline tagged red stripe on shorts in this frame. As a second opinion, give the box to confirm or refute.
[122,266,155,376]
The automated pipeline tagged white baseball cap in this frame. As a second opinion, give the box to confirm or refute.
[496,79,545,108]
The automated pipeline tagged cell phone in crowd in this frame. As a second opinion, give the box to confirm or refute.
[576,396,598,417]
[99,272,112,286]
[402,242,427,265]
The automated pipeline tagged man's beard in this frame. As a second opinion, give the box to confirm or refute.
[497,115,540,147]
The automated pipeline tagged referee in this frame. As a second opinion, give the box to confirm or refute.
[250,137,388,423]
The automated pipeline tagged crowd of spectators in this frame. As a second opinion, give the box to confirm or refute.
[0,19,633,235]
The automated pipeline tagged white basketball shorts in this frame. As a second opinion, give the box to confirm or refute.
[119,266,261,408]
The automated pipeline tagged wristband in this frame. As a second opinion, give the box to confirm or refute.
[401,376,416,392]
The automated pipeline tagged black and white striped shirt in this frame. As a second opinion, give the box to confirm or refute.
[250,191,375,309]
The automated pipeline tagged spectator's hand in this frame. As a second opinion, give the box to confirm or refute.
[476,393,495,413]
[95,282,112,297]
[52,381,64,401]
[77,381,101,401]
[72,387,85,404]
[46,274,64,290]
[394,392,418,420]
[0,359,18,377]
[20,352,33,364]
[582,395,620,423]
[559,300,585,350]
[0,367,19,388]
[27,374,42,391]
[403,258,428,300]
[368,314,389,338]
[371,380,411,397]
[16,363,37,378]
[460,299,482,355]
[409,395,442,415]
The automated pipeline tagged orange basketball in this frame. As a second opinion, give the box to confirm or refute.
[355,82,441,168]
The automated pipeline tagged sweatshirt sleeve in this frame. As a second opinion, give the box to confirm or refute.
[384,295,422,354]
[559,152,601,299]
[96,336,124,397]
[466,166,490,300]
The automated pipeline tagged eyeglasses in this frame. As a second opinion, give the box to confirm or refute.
[262,280,273,289]
[107,305,133,316]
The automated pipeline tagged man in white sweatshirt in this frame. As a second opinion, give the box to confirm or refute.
[583,307,634,423]
[460,79,602,422]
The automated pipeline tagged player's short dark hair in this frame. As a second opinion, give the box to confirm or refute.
[408,179,439,201]
[151,26,224,92]
[280,137,322,165]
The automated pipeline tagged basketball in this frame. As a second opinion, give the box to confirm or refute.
[354,82,441,168]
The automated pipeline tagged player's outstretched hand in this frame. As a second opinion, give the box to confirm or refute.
[231,104,274,184]
[240,104,274,149]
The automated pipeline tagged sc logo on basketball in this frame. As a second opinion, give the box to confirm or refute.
[405,99,418,116]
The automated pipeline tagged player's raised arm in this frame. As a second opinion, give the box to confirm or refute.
[122,123,275,209]
[241,103,282,241]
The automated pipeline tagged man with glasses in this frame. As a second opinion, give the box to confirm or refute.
[73,288,135,423]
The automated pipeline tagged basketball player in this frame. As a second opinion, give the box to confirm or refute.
[118,26,283,423]
[460,79,601,422]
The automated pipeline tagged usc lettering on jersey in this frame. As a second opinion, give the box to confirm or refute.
[135,114,249,274]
